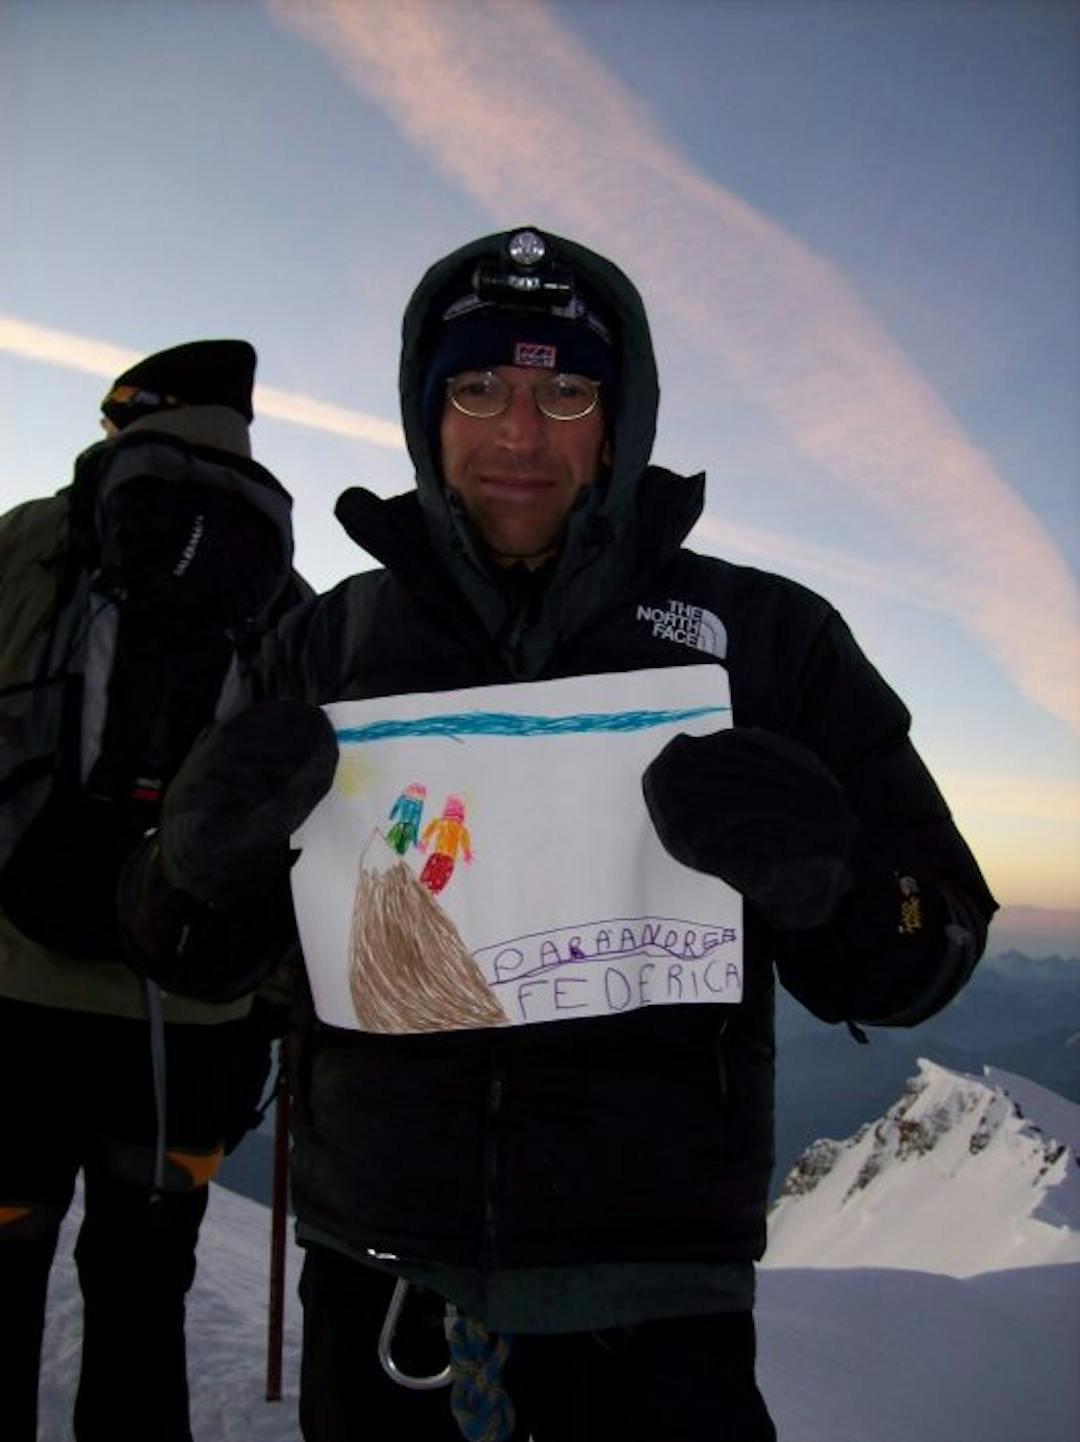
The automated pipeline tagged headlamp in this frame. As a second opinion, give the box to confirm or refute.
[471,229,577,312]
[420,228,617,443]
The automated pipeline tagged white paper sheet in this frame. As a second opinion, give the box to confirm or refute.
[291,665,742,1033]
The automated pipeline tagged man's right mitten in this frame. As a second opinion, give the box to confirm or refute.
[158,699,339,904]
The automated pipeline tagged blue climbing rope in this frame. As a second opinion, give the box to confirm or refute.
[444,1312,516,1442]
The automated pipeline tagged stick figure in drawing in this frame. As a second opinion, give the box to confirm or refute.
[385,781,427,856]
[418,794,472,895]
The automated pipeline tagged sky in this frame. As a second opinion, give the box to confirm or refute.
[37,1062,1080,1440]
[3,0,1078,931]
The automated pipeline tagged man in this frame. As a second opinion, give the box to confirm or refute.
[122,230,997,1441]
[0,341,305,1442]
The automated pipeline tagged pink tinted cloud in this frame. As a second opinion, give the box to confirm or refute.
[269,0,1078,732]
[0,313,404,450]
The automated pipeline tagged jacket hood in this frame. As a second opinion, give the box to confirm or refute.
[400,224,660,568]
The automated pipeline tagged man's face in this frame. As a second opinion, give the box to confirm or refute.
[439,365,607,567]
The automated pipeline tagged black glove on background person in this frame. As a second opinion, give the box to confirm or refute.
[119,701,339,1001]
[642,726,861,931]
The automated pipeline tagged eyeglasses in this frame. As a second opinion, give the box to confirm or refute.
[445,370,601,422]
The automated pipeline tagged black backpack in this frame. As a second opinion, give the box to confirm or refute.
[0,429,300,962]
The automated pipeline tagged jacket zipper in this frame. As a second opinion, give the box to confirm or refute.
[505,600,529,677]
[482,1064,506,1267]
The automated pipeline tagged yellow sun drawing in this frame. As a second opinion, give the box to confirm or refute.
[335,749,379,797]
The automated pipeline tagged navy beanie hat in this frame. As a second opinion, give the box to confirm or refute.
[101,339,257,431]
[421,302,617,445]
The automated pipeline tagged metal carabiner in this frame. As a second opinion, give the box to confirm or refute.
[377,1278,454,1390]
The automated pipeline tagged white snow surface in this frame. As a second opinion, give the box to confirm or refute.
[39,1181,305,1442]
[37,1061,1080,1441]
[765,1057,1080,1275]
[755,1264,1080,1442]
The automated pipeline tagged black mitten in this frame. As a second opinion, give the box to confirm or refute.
[642,726,860,931]
[119,840,297,1001]
[117,701,338,1001]
[159,699,339,905]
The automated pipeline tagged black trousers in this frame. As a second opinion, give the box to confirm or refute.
[299,1241,777,1442]
[0,996,272,1442]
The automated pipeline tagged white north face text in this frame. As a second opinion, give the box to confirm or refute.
[636,600,727,660]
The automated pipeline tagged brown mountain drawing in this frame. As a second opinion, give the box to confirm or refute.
[349,832,507,1033]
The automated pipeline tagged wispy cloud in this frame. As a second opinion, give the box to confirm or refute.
[268,0,1079,733]
[254,386,403,449]
[0,311,900,607]
[0,313,142,381]
[0,313,405,451]
[694,517,944,611]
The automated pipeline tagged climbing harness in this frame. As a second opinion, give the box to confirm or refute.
[378,1278,516,1442]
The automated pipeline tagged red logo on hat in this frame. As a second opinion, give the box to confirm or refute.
[514,342,557,369]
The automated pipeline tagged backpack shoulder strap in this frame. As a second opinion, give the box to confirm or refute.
[0,491,93,869]
[0,492,78,688]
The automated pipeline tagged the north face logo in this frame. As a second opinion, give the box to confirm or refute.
[637,600,727,659]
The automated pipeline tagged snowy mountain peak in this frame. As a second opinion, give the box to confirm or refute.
[765,1058,1080,1276]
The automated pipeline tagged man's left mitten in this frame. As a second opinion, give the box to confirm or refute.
[642,726,860,931]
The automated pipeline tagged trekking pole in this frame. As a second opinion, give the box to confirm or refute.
[265,1042,291,1402]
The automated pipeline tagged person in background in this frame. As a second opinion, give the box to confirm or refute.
[0,340,306,1442]
[120,230,997,1442]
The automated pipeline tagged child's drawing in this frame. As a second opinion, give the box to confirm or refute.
[291,665,744,1036]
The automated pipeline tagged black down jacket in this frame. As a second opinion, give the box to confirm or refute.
[253,230,996,1272]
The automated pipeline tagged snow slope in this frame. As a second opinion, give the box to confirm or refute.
[756,1264,1080,1442]
[36,1062,1080,1441]
[39,1182,305,1442]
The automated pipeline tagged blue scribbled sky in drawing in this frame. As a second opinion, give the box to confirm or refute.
[336,705,729,746]
[3,1,1077,932]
